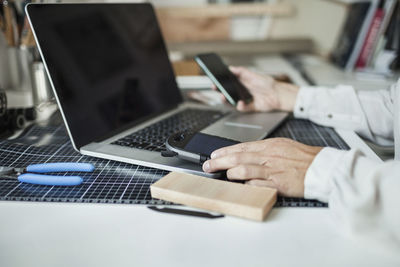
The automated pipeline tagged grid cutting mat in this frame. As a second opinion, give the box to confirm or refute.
[0,119,349,207]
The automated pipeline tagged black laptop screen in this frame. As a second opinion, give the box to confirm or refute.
[27,4,183,149]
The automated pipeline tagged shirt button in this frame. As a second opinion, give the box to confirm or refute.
[299,107,304,112]
[328,114,333,118]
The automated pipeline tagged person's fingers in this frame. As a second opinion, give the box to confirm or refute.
[220,93,227,103]
[211,138,316,163]
[209,84,227,103]
[211,141,265,159]
[226,164,275,180]
[203,152,268,173]
[229,66,257,84]
[229,66,259,83]
[245,174,304,197]
[246,179,278,189]
[236,100,255,112]
[229,66,245,76]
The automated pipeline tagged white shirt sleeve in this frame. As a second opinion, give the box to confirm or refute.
[293,84,395,146]
[294,84,400,256]
[304,147,400,257]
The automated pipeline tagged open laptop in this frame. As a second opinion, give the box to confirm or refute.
[26,3,288,177]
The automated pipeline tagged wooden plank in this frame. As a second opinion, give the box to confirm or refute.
[155,3,295,43]
[172,60,201,76]
[151,172,277,221]
[166,39,314,56]
[156,3,295,18]
[3,3,17,46]
[156,15,230,42]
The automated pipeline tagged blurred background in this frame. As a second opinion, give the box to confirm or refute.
[0,0,399,137]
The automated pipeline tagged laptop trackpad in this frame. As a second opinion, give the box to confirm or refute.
[200,112,287,142]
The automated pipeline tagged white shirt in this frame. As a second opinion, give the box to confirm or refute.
[293,79,400,257]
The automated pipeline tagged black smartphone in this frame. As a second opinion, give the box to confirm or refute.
[166,131,240,165]
[195,53,253,106]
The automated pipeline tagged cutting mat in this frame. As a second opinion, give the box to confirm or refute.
[0,119,349,207]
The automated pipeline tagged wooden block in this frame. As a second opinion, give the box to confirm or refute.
[151,172,277,221]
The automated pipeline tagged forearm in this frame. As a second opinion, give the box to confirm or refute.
[305,148,400,256]
[293,85,395,146]
[275,82,299,112]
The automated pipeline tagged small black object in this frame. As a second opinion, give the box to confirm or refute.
[13,113,26,130]
[147,206,225,219]
[0,90,37,137]
[161,150,178,157]
[200,154,210,163]
[165,131,239,165]
[173,133,185,142]
[25,108,37,121]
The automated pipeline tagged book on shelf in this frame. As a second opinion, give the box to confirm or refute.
[355,2,384,69]
[345,0,380,71]
[331,0,399,73]
[331,0,377,70]
[367,0,398,67]
[370,0,399,72]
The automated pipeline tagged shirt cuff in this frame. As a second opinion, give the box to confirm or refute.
[304,147,349,203]
[293,87,317,119]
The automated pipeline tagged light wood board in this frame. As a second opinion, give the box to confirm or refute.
[156,3,294,18]
[156,15,230,43]
[151,172,277,221]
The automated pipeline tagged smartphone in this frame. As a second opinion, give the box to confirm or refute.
[195,53,253,106]
[166,131,240,165]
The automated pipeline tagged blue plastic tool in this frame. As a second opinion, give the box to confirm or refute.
[0,162,95,186]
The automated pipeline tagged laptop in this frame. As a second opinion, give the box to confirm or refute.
[26,3,288,177]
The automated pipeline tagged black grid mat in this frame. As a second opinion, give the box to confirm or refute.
[0,119,349,207]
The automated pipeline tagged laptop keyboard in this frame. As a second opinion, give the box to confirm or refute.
[112,108,227,152]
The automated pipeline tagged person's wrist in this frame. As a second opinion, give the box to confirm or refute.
[274,82,299,112]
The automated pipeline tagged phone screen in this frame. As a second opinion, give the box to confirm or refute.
[184,133,239,156]
[195,53,252,105]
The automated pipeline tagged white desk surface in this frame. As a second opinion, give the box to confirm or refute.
[1,201,399,267]
[1,56,398,267]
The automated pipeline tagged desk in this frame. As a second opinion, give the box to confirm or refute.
[0,56,397,267]
[0,126,394,267]
[0,202,398,267]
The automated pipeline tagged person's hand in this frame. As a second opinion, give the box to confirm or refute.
[213,66,299,112]
[202,138,322,197]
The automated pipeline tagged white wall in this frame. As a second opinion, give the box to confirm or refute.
[268,0,347,56]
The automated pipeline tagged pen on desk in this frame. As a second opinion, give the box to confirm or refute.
[147,206,225,219]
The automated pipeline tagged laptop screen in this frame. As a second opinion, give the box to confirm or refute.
[27,3,183,149]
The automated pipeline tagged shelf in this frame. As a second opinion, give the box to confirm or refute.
[156,3,295,18]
